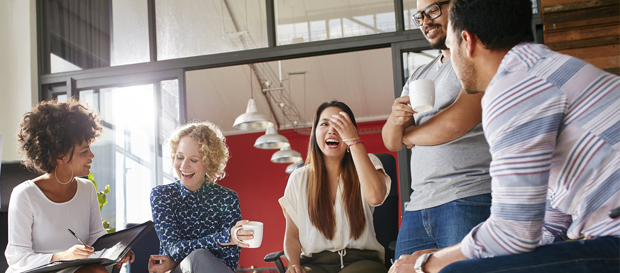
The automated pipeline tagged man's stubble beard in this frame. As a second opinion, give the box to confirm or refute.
[430,35,448,50]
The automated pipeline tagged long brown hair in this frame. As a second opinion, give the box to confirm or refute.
[306,101,366,240]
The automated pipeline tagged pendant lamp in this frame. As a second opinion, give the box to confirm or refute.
[271,146,302,163]
[233,65,273,130]
[254,126,290,149]
[285,160,304,174]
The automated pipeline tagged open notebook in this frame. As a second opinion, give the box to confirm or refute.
[23,221,154,273]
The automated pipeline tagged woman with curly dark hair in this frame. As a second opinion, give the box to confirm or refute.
[5,98,134,273]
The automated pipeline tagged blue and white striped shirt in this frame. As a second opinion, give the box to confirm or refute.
[461,43,620,258]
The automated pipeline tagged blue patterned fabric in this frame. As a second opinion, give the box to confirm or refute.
[150,181,241,272]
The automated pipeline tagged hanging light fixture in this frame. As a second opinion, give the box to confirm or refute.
[285,160,304,174]
[271,146,302,163]
[254,125,290,149]
[233,65,273,130]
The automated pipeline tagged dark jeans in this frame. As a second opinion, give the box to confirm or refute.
[395,194,492,258]
[440,236,620,273]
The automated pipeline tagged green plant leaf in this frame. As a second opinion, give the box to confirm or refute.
[91,173,114,233]
[97,193,108,211]
[88,172,97,190]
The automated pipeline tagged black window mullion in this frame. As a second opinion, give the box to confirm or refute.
[266,0,276,48]
[148,0,157,62]
[394,0,405,32]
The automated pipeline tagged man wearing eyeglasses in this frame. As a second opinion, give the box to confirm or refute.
[382,0,492,263]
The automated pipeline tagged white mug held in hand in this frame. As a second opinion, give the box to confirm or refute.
[233,221,263,248]
[408,79,435,113]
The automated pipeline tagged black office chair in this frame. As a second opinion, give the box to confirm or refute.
[264,153,399,272]
[124,223,160,273]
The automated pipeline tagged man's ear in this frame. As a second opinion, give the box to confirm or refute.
[461,30,477,58]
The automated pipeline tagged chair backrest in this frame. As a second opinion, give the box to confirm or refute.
[125,223,160,273]
[372,153,399,268]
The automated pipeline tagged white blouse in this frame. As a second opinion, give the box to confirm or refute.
[279,154,391,262]
[5,178,107,273]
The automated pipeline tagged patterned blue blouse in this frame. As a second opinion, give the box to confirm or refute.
[150,181,241,272]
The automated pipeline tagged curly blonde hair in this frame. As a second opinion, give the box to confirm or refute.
[17,98,102,174]
[167,121,229,183]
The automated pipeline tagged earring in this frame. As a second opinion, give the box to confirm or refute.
[55,164,74,185]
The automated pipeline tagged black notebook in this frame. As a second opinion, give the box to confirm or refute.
[23,220,155,273]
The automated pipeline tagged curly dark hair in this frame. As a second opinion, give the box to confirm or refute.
[449,0,534,50]
[17,98,103,174]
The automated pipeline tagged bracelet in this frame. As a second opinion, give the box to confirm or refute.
[342,137,360,143]
[347,141,364,148]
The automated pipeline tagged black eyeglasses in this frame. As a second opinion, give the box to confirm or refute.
[412,1,450,27]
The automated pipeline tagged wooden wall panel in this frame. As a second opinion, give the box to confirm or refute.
[541,0,620,75]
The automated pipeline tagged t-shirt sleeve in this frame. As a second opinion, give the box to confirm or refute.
[368,154,391,207]
[279,169,302,228]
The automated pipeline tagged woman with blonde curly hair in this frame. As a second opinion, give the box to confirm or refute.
[6,98,134,273]
[148,121,253,273]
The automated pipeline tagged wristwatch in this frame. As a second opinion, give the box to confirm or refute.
[414,252,434,273]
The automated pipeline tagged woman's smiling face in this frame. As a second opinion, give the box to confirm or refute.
[174,136,207,191]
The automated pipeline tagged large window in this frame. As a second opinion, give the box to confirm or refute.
[71,79,181,231]
[276,0,396,45]
[41,0,150,74]
[156,0,268,60]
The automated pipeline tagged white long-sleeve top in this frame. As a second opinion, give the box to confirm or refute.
[5,178,107,273]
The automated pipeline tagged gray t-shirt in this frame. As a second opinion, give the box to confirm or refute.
[401,55,491,211]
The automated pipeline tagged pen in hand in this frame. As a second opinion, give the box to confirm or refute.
[67,229,90,247]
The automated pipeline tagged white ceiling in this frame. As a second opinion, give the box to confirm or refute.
[185,47,396,136]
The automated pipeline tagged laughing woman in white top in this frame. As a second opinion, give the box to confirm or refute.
[5,98,134,273]
[279,101,391,273]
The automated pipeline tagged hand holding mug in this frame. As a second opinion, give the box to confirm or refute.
[233,221,264,248]
[408,79,435,113]
[221,220,263,248]
[389,96,416,125]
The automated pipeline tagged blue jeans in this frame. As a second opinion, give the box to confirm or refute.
[395,194,491,258]
[440,236,620,273]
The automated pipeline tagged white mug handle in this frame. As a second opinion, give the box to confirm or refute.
[233,226,243,243]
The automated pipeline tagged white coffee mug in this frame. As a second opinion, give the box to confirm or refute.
[409,79,435,113]
[233,221,263,248]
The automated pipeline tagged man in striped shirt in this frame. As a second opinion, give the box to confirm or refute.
[389,0,620,272]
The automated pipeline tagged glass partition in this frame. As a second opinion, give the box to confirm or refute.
[42,0,149,74]
[402,49,441,82]
[404,0,539,32]
[80,78,181,232]
[275,0,396,45]
[155,0,268,60]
